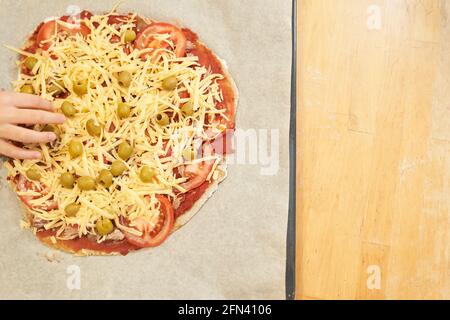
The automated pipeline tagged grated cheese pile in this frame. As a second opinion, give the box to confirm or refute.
[4,11,227,242]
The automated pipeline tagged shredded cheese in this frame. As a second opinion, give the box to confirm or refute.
[5,10,226,242]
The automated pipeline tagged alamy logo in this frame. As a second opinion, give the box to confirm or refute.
[366,5,382,30]
[65,5,82,26]
[167,128,281,176]
[66,265,81,290]
[366,265,381,290]
[231,129,280,176]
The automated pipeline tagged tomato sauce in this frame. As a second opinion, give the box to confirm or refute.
[36,229,138,255]
[175,181,211,218]
[182,28,236,129]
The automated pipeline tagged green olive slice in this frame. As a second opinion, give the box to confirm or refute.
[26,168,41,181]
[118,71,132,87]
[65,203,81,217]
[61,101,77,117]
[60,172,75,189]
[123,30,136,43]
[111,161,127,177]
[117,141,133,160]
[68,140,83,159]
[77,176,96,191]
[86,119,102,137]
[96,218,114,235]
[155,113,170,126]
[140,166,156,183]
[24,56,38,71]
[73,79,88,96]
[20,85,34,94]
[97,169,113,188]
[48,80,66,96]
[117,102,131,119]
[181,101,195,116]
[162,76,178,90]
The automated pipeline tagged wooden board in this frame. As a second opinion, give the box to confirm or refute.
[296,0,450,300]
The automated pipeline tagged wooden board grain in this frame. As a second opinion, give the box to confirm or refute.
[296,0,450,300]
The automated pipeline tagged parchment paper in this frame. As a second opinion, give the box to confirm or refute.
[0,0,292,299]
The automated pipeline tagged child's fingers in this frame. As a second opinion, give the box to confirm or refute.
[0,124,56,144]
[0,92,54,111]
[0,139,41,159]
[5,109,65,125]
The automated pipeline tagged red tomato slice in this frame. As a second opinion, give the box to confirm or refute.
[37,20,90,50]
[15,174,58,211]
[136,16,149,33]
[123,196,174,248]
[135,23,186,58]
[180,143,215,191]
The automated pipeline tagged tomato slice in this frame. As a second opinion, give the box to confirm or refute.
[181,143,215,191]
[136,16,149,33]
[135,23,186,58]
[15,174,58,211]
[123,196,174,248]
[36,20,90,50]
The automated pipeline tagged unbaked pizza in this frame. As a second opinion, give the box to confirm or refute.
[3,6,237,255]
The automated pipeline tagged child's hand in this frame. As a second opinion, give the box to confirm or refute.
[0,91,65,159]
